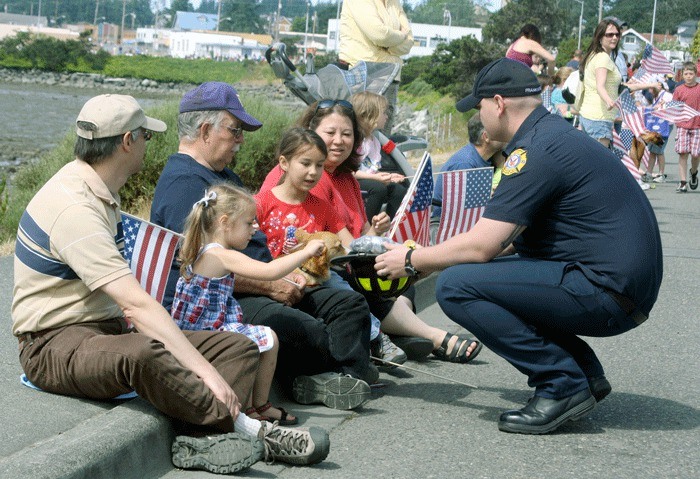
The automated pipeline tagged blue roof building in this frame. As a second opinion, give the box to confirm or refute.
[173,11,218,31]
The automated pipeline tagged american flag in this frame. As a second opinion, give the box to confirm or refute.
[629,66,654,84]
[120,212,181,304]
[388,152,433,246]
[612,129,643,180]
[541,87,554,113]
[650,100,700,124]
[616,89,647,137]
[640,44,673,76]
[434,167,493,245]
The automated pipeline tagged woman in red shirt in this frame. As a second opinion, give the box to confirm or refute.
[261,100,482,364]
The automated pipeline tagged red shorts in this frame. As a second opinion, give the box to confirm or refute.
[675,127,700,156]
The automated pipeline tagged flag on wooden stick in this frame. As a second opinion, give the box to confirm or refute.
[650,100,700,124]
[388,152,433,246]
[639,44,673,76]
[616,89,647,137]
[120,212,181,304]
[434,167,493,245]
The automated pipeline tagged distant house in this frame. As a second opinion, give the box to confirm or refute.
[619,28,686,66]
[173,11,218,31]
[676,20,698,47]
[326,19,482,57]
[278,16,293,33]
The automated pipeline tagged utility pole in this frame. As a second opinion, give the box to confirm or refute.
[650,0,657,46]
[119,0,126,45]
[275,0,282,42]
[304,1,310,57]
[93,0,99,25]
[216,0,222,31]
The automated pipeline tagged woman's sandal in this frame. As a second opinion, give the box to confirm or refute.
[255,401,298,426]
[432,332,483,364]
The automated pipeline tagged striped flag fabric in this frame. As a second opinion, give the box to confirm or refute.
[120,212,181,305]
[541,87,554,113]
[616,90,647,137]
[435,167,493,245]
[612,129,643,180]
[388,152,433,246]
[650,100,700,124]
[639,44,673,76]
[629,66,655,84]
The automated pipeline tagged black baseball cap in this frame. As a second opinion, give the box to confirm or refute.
[456,58,542,112]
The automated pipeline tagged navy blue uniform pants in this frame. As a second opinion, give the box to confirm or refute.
[436,256,642,399]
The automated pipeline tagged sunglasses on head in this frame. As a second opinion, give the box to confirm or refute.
[604,32,620,38]
[314,99,354,116]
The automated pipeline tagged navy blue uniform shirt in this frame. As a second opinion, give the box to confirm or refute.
[483,106,662,315]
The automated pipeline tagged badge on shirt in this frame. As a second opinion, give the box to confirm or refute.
[503,149,527,176]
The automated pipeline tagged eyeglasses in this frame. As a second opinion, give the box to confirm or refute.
[131,129,152,141]
[224,125,244,140]
[604,32,621,38]
[314,99,354,116]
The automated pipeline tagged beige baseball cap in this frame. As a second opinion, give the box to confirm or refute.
[76,94,166,140]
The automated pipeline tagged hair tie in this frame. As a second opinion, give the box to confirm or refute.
[193,190,217,209]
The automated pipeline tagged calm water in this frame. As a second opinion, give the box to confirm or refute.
[0,82,169,170]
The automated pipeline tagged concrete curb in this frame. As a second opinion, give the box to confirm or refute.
[0,399,174,479]
[0,275,438,479]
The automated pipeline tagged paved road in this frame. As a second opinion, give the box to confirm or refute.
[1,149,698,479]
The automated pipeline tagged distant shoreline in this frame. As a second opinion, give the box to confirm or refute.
[0,67,195,95]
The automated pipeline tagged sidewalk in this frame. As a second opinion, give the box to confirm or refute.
[1,156,699,479]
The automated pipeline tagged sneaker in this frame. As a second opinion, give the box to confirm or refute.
[259,421,330,466]
[652,174,666,183]
[171,432,263,474]
[690,169,698,190]
[641,172,652,183]
[292,372,370,410]
[677,182,688,193]
[371,332,408,368]
[638,181,650,191]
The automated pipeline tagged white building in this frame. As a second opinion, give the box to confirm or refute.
[135,27,172,54]
[326,19,482,57]
[168,30,269,60]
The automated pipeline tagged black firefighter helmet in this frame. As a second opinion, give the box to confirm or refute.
[331,252,414,299]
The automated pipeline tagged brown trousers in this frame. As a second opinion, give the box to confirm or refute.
[19,319,259,432]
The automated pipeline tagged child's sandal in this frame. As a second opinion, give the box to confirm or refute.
[256,401,298,426]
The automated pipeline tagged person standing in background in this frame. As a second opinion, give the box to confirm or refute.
[339,0,413,136]
[505,24,556,74]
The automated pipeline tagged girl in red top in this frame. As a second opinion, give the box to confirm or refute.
[261,102,483,364]
[256,128,355,255]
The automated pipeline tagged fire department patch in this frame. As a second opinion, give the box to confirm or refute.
[503,149,527,176]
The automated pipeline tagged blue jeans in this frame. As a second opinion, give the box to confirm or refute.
[436,256,640,398]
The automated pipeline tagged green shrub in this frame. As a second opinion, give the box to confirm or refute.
[103,56,275,85]
[0,31,106,72]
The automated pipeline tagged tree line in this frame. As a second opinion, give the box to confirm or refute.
[3,1,697,43]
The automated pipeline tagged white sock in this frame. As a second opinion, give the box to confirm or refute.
[234,412,262,437]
